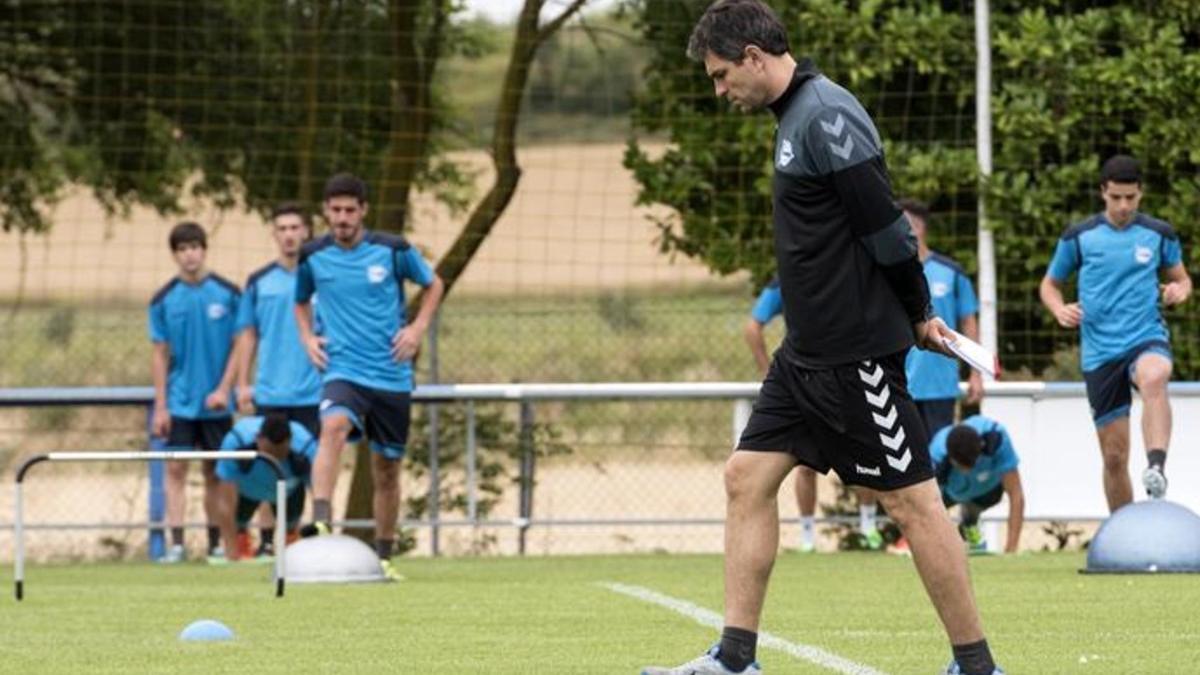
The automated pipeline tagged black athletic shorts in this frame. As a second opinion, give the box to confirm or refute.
[1083,340,1172,428]
[167,417,232,451]
[914,398,956,437]
[738,348,934,491]
[235,489,305,530]
[257,404,320,438]
[319,380,411,460]
[942,482,1004,510]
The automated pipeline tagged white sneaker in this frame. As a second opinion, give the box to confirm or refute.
[158,544,186,564]
[1143,465,1168,499]
[642,646,762,674]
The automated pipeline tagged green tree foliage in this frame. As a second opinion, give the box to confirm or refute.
[0,0,473,234]
[626,0,1200,376]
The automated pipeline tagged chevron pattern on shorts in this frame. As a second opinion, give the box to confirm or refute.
[858,360,911,473]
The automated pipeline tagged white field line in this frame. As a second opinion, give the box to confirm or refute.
[601,582,887,675]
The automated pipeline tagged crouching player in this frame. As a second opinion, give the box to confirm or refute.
[930,415,1025,554]
[213,413,316,561]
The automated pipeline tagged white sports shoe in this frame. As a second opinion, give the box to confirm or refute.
[1143,465,1168,499]
[642,646,762,674]
[158,544,186,564]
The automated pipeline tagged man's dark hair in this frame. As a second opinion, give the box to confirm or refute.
[323,173,368,203]
[687,0,790,63]
[946,424,983,469]
[168,222,207,251]
[259,413,292,445]
[897,198,931,223]
[271,201,312,229]
[1100,154,1141,186]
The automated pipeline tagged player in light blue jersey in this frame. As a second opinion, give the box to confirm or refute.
[213,413,317,560]
[929,416,1024,554]
[235,203,322,435]
[744,276,882,552]
[148,222,241,563]
[295,173,445,580]
[900,199,984,436]
[1040,155,1192,509]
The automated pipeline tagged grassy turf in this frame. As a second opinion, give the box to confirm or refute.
[3,552,1197,673]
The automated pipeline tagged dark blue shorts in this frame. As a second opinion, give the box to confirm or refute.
[319,380,411,460]
[914,398,956,437]
[167,417,232,452]
[256,404,320,438]
[236,490,305,530]
[1083,340,1172,428]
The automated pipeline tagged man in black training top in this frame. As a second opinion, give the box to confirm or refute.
[642,2,1002,675]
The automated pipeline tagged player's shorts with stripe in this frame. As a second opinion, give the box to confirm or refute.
[167,417,232,452]
[1083,339,1171,428]
[738,346,934,491]
[319,380,411,460]
[257,404,320,438]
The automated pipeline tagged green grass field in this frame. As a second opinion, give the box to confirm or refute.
[3,552,1197,673]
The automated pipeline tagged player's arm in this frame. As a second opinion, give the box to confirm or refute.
[234,328,258,414]
[1038,276,1082,328]
[294,257,328,370]
[1040,237,1083,328]
[205,338,241,412]
[1160,263,1192,306]
[743,319,771,376]
[151,342,171,438]
[393,274,445,361]
[1000,469,1025,554]
[804,112,949,356]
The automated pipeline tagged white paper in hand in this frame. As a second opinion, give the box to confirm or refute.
[942,330,1000,378]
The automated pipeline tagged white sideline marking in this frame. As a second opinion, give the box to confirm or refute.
[601,582,887,675]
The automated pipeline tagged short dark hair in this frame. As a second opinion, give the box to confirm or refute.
[946,424,983,469]
[687,0,790,63]
[271,202,312,229]
[323,173,368,203]
[259,413,292,445]
[1100,154,1141,186]
[168,222,207,251]
[897,198,931,222]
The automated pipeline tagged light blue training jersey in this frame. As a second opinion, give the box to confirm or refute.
[295,231,435,393]
[750,278,784,325]
[905,253,978,401]
[930,415,1018,503]
[148,274,240,420]
[1046,212,1182,371]
[237,262,321,406]
[214,416,317,503]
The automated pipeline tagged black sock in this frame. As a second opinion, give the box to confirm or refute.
[170,527,184,547]
[952,639,996,675]
[717,626,757,672]
[313,499,332,524]
[207,526,220,553]
[1147,449,1167,471]
[375,539,394,560]
[261,527,274,545]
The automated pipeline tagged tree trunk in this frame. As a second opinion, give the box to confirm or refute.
[421,0,589,303]
[343,0,449,542]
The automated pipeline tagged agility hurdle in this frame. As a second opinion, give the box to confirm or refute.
[14,451,288,601]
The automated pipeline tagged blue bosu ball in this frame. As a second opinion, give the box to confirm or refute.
[1085,500,1200,573]
[179,619,235,642]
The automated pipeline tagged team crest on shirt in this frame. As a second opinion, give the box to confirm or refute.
[207,303,227,320]
[1134,245,1153,265]
[778,139,794,167]
[367,265,388,283]
[931,281,950,298]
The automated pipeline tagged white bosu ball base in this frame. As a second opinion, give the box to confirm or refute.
[284,534,389,583]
